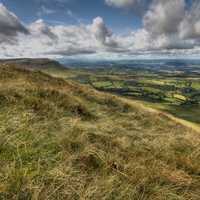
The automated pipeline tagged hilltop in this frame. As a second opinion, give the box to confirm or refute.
[0,64,200,199]
[0,58,66,71]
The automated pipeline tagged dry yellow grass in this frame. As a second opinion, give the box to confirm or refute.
[0,65,200,199]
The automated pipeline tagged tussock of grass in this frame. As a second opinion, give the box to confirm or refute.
[0,66,200,199]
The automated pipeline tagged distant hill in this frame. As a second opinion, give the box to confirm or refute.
[0,65,200,199]
[0,58,66,71]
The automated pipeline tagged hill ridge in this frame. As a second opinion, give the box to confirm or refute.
[0,58,66,71]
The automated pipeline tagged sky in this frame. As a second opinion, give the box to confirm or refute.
[0,0,200,60]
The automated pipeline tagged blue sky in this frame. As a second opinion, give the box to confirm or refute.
[0,0,200,59]
[0,0,142,33]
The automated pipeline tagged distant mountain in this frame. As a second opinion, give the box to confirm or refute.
[0,58,66,70]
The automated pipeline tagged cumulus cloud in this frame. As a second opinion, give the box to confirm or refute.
[140,0,200,50]
[105,0,138,8]
[0,11,101,58]
[0,3,29,43]
[143,0,185,36]
[0,9,125,58]
[179,1,200,39]
[105,0,150,15]
[29,19,57,40]
[90,17,132,53]
[90,17,111,45]
[90,16,119,49]
[1,1,200,59]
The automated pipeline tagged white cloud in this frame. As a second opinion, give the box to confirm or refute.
[105,0,138,8]
[143,0,185,36]
[29,19,57,40]
[1,1,200,59]
[179,1,200,39]
[0,3,29,44]
[90,17,113,46]
[105,0,150,15]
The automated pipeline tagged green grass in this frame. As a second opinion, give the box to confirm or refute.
[0,65,200,199]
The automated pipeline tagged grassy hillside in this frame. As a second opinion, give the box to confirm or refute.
[0,65,200,199]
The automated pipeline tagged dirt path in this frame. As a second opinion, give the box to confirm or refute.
[122,97,200,133]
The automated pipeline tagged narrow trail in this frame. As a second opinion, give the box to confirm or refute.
[162,112,200,133]
[121,97,200,133]
[142,104,200,133]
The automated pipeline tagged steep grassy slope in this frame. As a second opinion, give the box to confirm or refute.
[0,65,200,200]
